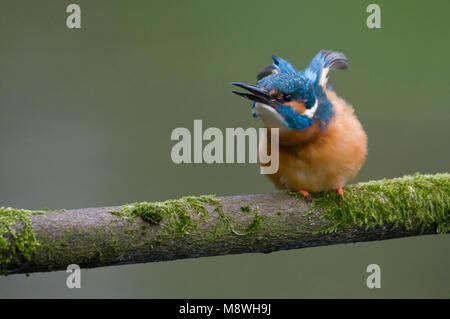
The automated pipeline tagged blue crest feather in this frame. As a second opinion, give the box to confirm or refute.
[271,55,298,74]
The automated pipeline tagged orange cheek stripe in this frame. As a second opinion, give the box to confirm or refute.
[285,101,306,114]
[268,90,306,115]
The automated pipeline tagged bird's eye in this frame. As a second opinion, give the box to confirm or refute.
[283,94,293,102]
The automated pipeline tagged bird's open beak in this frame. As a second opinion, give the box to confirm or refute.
[231,82,278,107]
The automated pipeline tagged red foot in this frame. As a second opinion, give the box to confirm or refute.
[337,187,344,200]
[299,189,312,201]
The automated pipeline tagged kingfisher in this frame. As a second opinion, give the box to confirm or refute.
[231,50,367,200]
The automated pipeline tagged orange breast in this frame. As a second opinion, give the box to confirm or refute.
[259,89,367,192]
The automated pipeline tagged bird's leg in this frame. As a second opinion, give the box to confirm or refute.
[336,187,344,200]
[298,189,312,201]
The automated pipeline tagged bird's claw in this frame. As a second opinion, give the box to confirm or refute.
[337,187,344,200]
[299,190,312,202]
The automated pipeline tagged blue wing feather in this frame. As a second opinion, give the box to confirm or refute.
[304,50,349,85]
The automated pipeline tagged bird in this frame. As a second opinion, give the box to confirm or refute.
[231,50,367,200]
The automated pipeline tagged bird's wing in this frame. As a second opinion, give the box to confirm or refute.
[304,50,349,86]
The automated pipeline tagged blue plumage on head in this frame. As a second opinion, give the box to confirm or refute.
[241,51,350,131]
[258,72,316,109]
[271,55,298,75]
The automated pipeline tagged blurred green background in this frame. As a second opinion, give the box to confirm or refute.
[0,0,449,298]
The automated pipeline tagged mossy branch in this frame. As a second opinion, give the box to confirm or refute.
[1,173,449,275]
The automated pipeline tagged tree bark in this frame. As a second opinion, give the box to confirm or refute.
[1,174,449,275]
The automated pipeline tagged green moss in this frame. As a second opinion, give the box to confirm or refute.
[291,173,450,234]
[245,207,263,234]
[110,195,223,238]
[240,206,251,213]
[0,207,45,265]
[183,195,219,220]
[120,202,165,224]
[217,206,264,236]
[108,210,127,218]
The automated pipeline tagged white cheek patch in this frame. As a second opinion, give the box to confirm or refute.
[253,103,290,130]
[303,99,318,119]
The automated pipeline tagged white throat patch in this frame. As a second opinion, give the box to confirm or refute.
[253,103,289,130]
